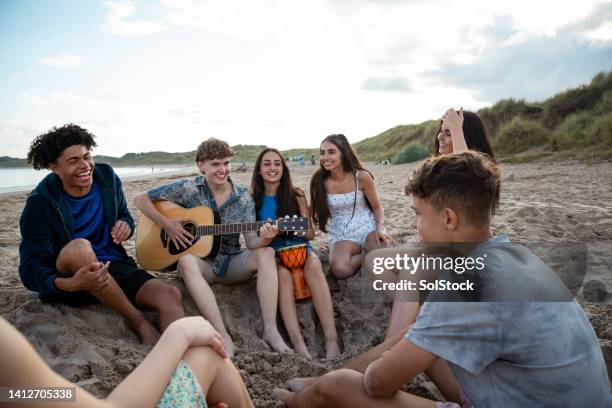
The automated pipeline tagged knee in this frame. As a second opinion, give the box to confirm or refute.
[183,345,226,377]
[154,283,183,307]
[313,369,353,405]
[66,238,94,255]
[255,246,276,261]
[177,255,199,278]
[304,256,323,281]
[330,262,354,280]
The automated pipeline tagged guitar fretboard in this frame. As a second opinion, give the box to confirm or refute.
[195,220,295,236]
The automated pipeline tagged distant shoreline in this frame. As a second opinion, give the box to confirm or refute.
[0,165,199,198]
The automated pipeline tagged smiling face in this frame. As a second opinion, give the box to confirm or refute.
[320,140,343,172]
[197,157,231,187]
[48,144,95,197]
[259,150,283,186]
[410,195,455,243]
[437,124,453,154]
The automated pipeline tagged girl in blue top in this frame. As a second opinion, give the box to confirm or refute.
[252,148,340,359]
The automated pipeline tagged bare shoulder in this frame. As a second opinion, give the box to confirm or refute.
[358,169,375,187]
[294,187,306,197]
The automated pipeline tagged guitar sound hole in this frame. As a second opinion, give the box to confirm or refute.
[183,223,197,236]
[167,222,200,255]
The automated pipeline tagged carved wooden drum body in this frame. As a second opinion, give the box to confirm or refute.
[276,244,311,300]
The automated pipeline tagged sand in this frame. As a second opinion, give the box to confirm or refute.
[1,160,611,406]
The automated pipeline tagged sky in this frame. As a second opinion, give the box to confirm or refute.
[1,0,611,158]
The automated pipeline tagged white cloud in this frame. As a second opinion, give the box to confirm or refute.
[102,0,167,36]
[584,21,612,45]
[22,93,47,105]
[2,0,610,158]
[38,53,86,69]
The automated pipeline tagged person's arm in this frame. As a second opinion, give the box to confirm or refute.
[113,173,135,239]
[443,108,468,153]
[0,316,226,408]
[18,196,62,295]
[363,338,437,398]
[106,317,227,407]
[295,189,315,240]
[0,317,111,408]
[360,171,392,244]
[243,193,277,249]
[133,192,194,249]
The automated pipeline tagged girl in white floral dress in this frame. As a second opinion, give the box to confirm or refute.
[310,134,393,279]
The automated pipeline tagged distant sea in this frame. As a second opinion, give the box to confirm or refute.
[0,166,184,194]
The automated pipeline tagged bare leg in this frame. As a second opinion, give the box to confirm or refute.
[329,241,362,279]
[277,264,311,359]
[274,368,436,408]
[55,239,160,345]
[183,346,253,408]
[134,279,185,331]
[245,247,292,353]
[177,255,235,358]
[303,254,340,358]
[287,323,411,392]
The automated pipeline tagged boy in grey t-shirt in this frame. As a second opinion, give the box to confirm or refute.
[273,152,610,408]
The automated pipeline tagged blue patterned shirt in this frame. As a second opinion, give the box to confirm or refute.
[147,176,255,275]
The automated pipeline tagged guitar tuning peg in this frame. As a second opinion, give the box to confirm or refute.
[285,215,289,218]
[293,215,297,218]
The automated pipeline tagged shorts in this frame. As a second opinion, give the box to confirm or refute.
[179,251,254,285]
[40,257,155,306]
[157,360,207,408]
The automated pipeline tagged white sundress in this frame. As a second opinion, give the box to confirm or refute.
[327,170,377,246]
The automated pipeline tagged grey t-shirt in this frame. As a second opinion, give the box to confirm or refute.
[406,235,611,407]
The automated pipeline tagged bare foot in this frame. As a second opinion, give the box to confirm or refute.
[221,332,236,359]
[325,340,341,359]
[263,328,292,353]
[272,388,295,406]
[294,343,312,359]
[286,377,316,392]
[131,318,161,346]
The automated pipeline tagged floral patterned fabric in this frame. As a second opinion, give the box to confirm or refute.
[157,361,207,408]
[147,176,256,276]
[327,171,376,246]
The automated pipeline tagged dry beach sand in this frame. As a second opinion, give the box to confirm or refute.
[1,160,611,406]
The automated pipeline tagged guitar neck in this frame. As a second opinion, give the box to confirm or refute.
[196,220,279,236]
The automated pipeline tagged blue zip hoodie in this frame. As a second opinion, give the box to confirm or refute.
[18,163,134,299]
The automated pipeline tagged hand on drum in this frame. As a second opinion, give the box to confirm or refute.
[260,221,279,241]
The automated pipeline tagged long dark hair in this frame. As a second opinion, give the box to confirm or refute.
[251,148,303,226]
[432,111,495,158]
[310,134,371,232]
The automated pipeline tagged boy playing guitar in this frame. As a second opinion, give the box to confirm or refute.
[134,138,291,358]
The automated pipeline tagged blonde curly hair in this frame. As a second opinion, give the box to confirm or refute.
[195,138,235,162]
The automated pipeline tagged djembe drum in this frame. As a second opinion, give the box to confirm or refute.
[276,244,311,300]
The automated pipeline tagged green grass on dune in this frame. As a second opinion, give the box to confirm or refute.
[1,72,610,168]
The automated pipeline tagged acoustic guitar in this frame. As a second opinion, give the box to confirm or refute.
[135,201,310,271]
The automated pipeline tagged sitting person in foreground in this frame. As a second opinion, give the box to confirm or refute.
[19,124,184,345]
[273,151,611,407]
[0,316,252,407]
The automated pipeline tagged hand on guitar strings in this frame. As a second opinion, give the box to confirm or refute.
[260,220,279,241]
[163,218,195,249]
